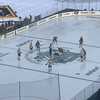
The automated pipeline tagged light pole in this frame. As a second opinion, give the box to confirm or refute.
[88,0,91,11]
[96,0,97,10]
[73,0,76,10]
[61,0,64,12]
[62,0,63,11]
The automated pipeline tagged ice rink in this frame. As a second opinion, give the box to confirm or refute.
[0,15,100,100]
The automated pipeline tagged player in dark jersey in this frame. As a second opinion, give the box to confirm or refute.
[79,36,83,48]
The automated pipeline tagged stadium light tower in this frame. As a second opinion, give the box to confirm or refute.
[96,0,98,10]
[73,0,76,10]
[57,0,59,12]
[61,0,64,11]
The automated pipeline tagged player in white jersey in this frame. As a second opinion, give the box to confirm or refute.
[52,36,58,49]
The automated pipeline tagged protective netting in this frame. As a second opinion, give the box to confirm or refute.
[0,77,60,100]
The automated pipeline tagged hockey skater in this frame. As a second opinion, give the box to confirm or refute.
[29,40,33,53]
[17,47,22,61]
[35,40,40,56]
[49,43,53,58]
[47,58,52,72]
[80,47,86,62]
[52,36,58,49]
[53,36,58,44]
[79,36,83,48]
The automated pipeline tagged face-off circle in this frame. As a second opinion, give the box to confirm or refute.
[25,47,80,65]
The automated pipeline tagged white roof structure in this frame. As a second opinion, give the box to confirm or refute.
[0,5,19,21]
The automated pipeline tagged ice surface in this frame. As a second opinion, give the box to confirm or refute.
[0,15,100,100]
[0,0,58,17]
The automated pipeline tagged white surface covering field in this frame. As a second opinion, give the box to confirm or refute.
[0,15,100,100]
[0,0,100,17]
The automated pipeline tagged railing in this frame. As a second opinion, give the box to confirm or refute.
[1,10,100,40]
[0,76,60,100]
[71,77,100,100]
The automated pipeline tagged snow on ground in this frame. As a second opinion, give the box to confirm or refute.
[0,0,100,17]
[0,15,100,100]
[0,0,58,17]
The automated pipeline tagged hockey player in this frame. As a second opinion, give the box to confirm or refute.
[52,36,58,49]
[35,40,40,55]
[48,58,52,72]
[53,36,58,44]
[49,43,53,58]
[80,47,86,62]
[29,40,33,53]
[79,36,83,48]
[17,47,22,61]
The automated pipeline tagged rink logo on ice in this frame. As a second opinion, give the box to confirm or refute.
[25,48,80,64]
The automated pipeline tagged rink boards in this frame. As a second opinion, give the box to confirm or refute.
[1,11,100,40]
